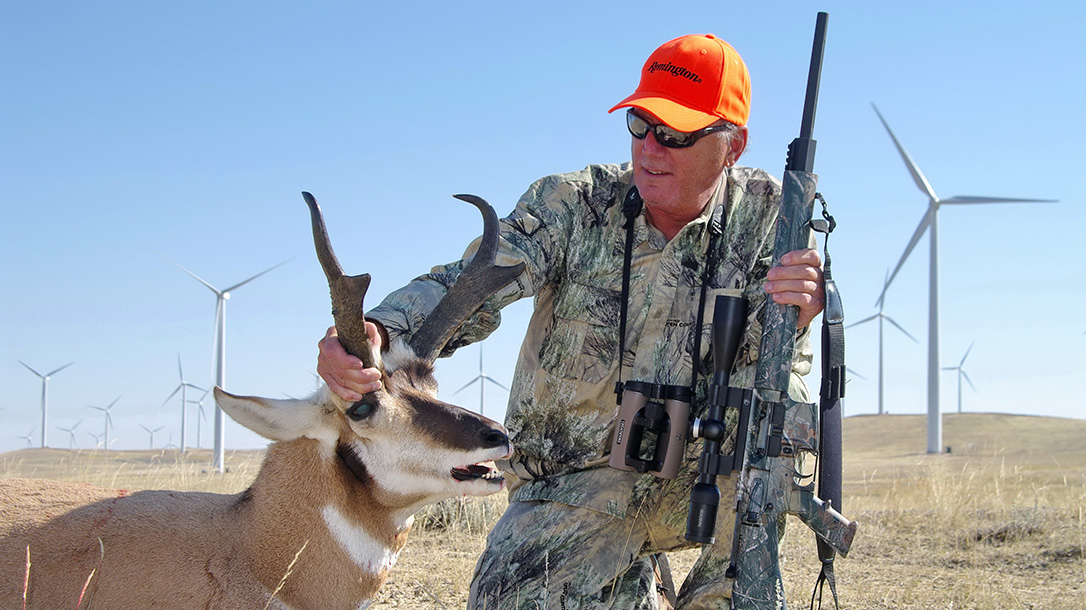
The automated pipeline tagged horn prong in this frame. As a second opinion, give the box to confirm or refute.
[303,192,379,369]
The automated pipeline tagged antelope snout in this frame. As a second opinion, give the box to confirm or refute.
[481,427,511,454]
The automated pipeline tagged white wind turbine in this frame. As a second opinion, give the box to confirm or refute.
[163,353,204,454]
[87,431,104,449]
[942,342,977,414]
[872,104,1055,454]
[170,258,289,471]
[57,419,83,449]
[19,361,73,448]
[140,424,166,450]
[88,397,120,449]
[847,272,919,415]
[453,345,510,419]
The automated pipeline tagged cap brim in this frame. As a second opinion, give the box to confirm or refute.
[608,94,720,132]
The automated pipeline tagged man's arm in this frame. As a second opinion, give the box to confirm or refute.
[316,171,584,400]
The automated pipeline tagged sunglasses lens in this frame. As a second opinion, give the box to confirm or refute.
[627,111,650,139]
[656,126,693,148]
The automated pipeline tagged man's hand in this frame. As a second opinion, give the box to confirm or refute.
[317,323,384,401]
[764,248,824,329]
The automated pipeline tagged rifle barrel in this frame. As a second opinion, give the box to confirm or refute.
[799,12,829,140]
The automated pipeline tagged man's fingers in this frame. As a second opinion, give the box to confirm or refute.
[780,248,821,267]
[317,325,384,400]
[766,262,821,283]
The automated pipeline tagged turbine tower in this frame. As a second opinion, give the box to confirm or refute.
[170,258,289,471]
[88,397,120,449]
[453,345,509,419]
[19,361,73,448]
[188,389,211,449]
[942,342,977,414]
[847,272,919,415]
[872,104,1055,454]
[163,353,204,454]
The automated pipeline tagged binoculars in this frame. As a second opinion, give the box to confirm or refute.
[608,380,692,480]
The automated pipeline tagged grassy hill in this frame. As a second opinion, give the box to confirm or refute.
[3,413,1084,609]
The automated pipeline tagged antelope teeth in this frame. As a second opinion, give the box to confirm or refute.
[450,462,505,482]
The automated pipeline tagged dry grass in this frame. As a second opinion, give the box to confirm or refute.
[0,447,261,494]
[3,413,1084,609]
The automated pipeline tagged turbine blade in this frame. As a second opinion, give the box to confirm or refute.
[962,370,977,392]
[876,207,934,306]
[168,258,223,296]
[163,385,182,405]
[484,376,511,392]
[454,376,483,395]
[961,342,974,366]
[222,259,292,293]
[45,362,74,377]
[845,313,879,328]
[884,316,920,343]
[939,196,1057,205]
[177,353,184,380]
[19,361,44,377]
[871,104,939,201]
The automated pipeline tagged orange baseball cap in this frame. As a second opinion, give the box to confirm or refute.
[609,34,751,131]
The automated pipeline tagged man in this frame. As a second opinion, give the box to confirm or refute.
[319,33,823,609]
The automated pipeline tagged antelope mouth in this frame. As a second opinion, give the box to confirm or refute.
[451,461,504,484]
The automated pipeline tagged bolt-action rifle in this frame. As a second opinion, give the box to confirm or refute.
[686,12,857,609]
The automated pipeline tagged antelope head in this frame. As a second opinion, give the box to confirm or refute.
[214,191,524,513]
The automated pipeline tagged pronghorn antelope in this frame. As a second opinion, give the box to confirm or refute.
[0,192,524,610]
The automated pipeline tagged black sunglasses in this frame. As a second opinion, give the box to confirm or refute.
[626,109,730,149]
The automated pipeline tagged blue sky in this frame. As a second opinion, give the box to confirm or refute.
[2,1,1083,453]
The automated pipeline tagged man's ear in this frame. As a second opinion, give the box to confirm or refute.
[729,126,749,165]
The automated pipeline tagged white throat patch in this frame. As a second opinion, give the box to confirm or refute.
[321,504,402,574]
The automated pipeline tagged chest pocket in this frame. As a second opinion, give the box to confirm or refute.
[540,277,622,384]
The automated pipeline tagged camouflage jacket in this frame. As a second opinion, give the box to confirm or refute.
[368,163,813,539]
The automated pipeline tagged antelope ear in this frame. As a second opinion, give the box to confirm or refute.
[214,387,337,444]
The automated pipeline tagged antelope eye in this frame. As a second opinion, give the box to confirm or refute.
[346,400,376,421]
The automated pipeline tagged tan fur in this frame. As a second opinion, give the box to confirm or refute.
[0,352,511,610]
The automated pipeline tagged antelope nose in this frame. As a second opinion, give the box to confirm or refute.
[482,428,509,449]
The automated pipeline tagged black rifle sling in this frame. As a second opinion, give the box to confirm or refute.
[811,193,844,610]
[615,186,643,400]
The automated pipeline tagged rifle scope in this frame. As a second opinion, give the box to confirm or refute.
[686,295,748,544]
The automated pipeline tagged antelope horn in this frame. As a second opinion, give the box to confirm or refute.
[408,194,526,362]
[303,191,379,370]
